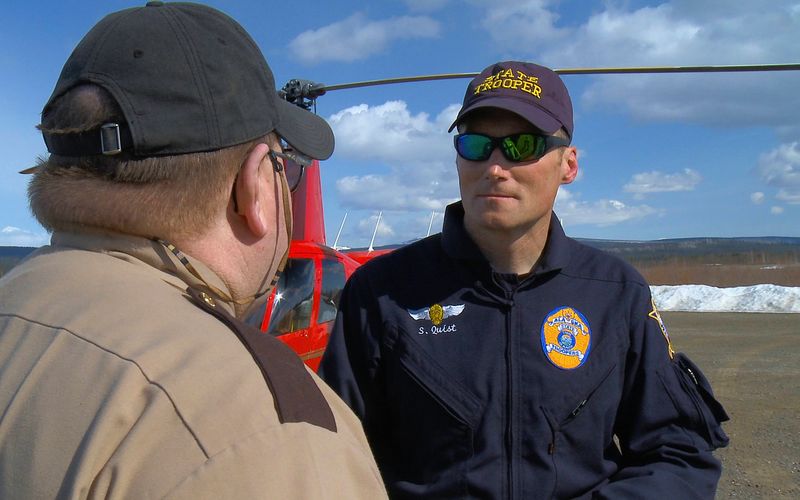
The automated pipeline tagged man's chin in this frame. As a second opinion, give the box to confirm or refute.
[469,213,517,232]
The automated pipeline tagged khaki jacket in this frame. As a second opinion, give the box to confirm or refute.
[0,231,387,499]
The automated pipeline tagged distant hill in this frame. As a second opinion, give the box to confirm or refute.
[0,246,38,259]
[577,236,800,261]
[577,237,800,286]
[0,246,37,277]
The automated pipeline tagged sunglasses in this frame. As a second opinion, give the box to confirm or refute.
[269,147,313,192]
[454,133,570,163]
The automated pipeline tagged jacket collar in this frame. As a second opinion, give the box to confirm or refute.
[441,201,489,263]
[50,230,237,316]
[440,201,572,276]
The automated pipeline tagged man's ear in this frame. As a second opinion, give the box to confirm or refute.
[560,146,579,185]
[234,143,271,238]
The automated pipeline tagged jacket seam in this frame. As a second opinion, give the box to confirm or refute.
[0,312,210,459]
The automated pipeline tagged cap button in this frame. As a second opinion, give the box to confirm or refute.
[199,292,216,308]
[146,1,164,6]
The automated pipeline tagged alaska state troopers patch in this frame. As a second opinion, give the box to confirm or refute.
[541,306,592,369]
[648,298,675,359]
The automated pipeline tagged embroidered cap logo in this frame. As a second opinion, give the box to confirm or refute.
[472,67,543,99]
[448,61,574,139]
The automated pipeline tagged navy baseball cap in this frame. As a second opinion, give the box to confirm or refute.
[449,61,573,139]
[42,1,334,160]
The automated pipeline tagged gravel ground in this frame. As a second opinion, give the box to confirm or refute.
[662,312,799,499]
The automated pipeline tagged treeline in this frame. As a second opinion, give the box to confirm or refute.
[580,236,800,260]
[0,257,20,277]
[0,247,37,277]
[578,237,800,286]
[628,251,800,267]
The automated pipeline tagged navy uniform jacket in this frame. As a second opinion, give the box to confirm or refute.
[319,202,729,499]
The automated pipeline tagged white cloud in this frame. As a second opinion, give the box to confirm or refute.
[771,206,784,214]
[555,189,660,226]
[751,192,765,204]
[403,0,449,12]
[357,213,395,239]
[289,13,440,64]
[336,174,457,212]
[471,1,800,131]
[623,169,702,199]
[757,141,800,203]
[0,226,49,247]
[329,100,461,213]
[775,189,800,204]
[328,101,454,164]
[474,0,569,49]
[559,4,703,66]
[582,72,800,132]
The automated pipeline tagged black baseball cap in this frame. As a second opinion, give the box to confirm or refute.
[41,1,334,160]
[449,61,573,139]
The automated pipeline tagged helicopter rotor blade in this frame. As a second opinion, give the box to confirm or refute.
[320,63,800,93]
[322,73,477,92]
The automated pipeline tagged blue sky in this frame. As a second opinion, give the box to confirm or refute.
[2,0,799,248]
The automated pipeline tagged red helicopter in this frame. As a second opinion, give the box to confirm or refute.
[246,63,800,371]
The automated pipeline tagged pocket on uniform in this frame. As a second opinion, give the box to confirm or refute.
[383,325,481,487]
[555,363,617,428]
[540,363,621,500]
[660,352,730,449]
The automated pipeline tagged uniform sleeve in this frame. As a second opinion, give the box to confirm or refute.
[594,285,729,499]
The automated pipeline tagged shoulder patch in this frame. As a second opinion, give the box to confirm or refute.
[541,306,592,369]
[648,298,675,359]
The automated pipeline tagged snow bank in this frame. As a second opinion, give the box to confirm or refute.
[652,284,800,313]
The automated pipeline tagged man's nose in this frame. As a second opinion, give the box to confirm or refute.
[483,149,511,178]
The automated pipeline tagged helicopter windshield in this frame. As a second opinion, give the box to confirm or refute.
[268,258,315,336]
[318,258,346,324]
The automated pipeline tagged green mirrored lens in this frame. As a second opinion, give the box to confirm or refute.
[502,134,543,161]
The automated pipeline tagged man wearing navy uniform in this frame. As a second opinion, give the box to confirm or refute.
[320,61,729,499]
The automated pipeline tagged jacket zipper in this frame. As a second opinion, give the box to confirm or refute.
[477,277,518,499]
[549,363,617,452]
[675,356,713,437]
[504,291,516,499]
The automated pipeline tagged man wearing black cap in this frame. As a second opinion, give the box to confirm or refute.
[320,61,729,498]
[0,2,386,498]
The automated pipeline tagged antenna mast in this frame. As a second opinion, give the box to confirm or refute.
[368,211,383,253]
[426,211,437,237]
[332,211,348,250]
